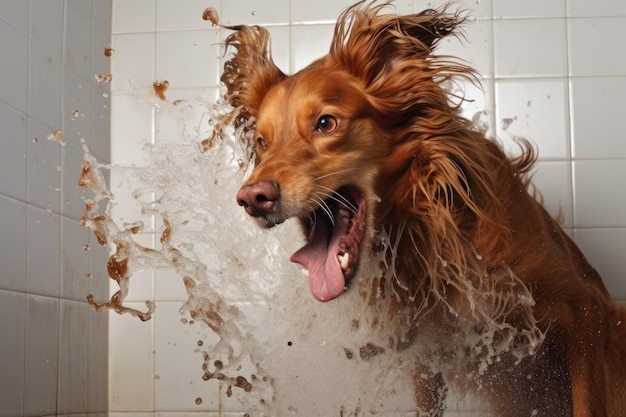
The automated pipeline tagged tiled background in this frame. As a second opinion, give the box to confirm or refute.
[2,0,626,416]
[0,0,111,416]
[107,0,626,416]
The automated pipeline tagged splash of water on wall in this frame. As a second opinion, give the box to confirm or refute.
[79,80,545,415]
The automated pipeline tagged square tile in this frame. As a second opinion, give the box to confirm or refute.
[110,33,156,93]
[58,299,89,414]
[570,77,626,159]
[530,160,573,228]
[0,20,28,112]
[61,142,90,220]
[290,24,334,72]
[266,25,291,73]
[26,205,60,297]
[110,93,155,165]
[493,18,567,78]
[568,18,626,76]
[64,0,93,79]
[27,117,62,212]
[109,303,155,411]
[0,289,26,417]
[495,78,569,159]
[112,0,155,34]
[29,0,64,58]
[0,100,28,201]
[0,0,28,34]
[0,195,27,292]
[60,216,91,301]
[92,0,113,81]
[573,228,626,300]
[291,0,357,24]
[62,69,92,148]
[567,0,626,17]
[24,294,59,416]
[493,0,565,18]
[222,0,289,26]
[88,306,109,413]
[156,0,220,30]
[28,40,62,129]
[573,160,626,228]
[89,84,112,164]
[155,29,222,88]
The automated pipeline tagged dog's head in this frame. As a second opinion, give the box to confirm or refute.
[222,2,469,302]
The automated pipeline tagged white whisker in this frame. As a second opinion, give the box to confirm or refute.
[311,194,335,225]
[317,186,358,213]
[312,169,353,182]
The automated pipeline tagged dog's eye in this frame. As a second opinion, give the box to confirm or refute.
[316,115,338,133]
[256,137,267,150]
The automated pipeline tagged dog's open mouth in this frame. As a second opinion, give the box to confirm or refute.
[290,186,366,302]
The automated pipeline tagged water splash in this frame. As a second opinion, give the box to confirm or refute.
[47,129,65,146]
[79,82,542,415]
[202,7,219,26]
[501,116,518,131]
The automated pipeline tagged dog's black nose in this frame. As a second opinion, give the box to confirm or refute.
[236,180,280,217]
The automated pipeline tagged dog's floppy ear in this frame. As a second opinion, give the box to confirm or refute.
[221,25,286,129]
[329,2,464,86]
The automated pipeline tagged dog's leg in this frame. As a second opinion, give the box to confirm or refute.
[413,371,446,417]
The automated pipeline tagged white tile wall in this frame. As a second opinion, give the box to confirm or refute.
[0,1,112,416]
[154,30,221,87]
[495,79,570,158]
[494,18,568,78]
[0,19,28,113]
[494,0,565,18]
[24,294,60,416]
[0,290,26,416]
[570,77,626,158]
[108,302,156,412]
[568,17,626,76]
[108,0,626,415]
[567,0,626,17]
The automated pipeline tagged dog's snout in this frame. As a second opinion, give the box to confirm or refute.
[236,180,280,217]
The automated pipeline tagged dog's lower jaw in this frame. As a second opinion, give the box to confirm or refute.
[290,186,367,302]
[254,215,285,229]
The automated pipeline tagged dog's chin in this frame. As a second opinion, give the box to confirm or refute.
[289,186,367,302]
[254,215,286,229]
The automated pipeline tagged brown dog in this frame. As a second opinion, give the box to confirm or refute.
[221,2,626,416]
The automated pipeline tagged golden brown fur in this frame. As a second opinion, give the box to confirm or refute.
[221,1,626,416]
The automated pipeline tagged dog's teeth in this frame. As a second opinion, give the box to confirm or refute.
[338,253,350,271]
[301,268,309,278]
[338,208,350,226]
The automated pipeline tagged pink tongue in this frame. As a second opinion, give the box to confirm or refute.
[290,219,346,302]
